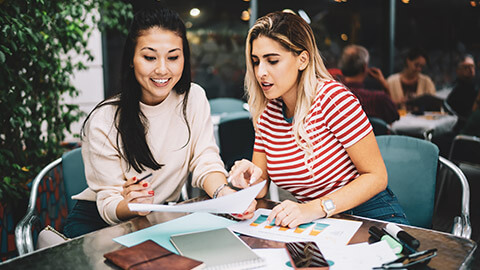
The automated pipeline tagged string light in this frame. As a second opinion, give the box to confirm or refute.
[190,8,200,17]
[241,10,250,21]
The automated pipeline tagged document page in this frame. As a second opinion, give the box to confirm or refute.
[229,208,362,246]
[128,181,266,214]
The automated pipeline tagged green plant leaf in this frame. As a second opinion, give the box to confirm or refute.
[0,0,133,205]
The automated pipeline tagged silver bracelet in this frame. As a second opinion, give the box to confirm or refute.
[213,184,228,199]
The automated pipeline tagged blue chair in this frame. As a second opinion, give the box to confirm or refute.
[368,117,393,136]
[15,148,87,255]
[209,97,247,115]
[376,135,471,238]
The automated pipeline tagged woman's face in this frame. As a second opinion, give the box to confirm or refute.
[133,27,184,105]
[251,36,305,102]
[405,56,426,75]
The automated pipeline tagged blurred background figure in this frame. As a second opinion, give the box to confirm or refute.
[446,54,478,126]
[387,48,437,110]
[460,91,480,137]
[338,45,399,124]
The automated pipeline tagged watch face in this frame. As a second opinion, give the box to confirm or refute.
[324,199,335,211]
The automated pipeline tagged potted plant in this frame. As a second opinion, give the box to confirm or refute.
[0,0,132,260]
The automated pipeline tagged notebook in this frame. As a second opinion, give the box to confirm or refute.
[170,228,265,270]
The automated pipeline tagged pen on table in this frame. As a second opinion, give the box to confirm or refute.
[133,173,153,184]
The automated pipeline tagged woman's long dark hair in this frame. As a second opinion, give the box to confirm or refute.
[82,6,192,173]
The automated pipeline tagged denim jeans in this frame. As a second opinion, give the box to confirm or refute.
[63,200,109,238]
[342,187,409,225]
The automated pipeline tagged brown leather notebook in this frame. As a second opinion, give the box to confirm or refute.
[104,240,205,270]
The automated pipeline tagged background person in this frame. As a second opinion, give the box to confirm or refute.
[229,11,408,229]
[387,48,436,109]
[446,54,478,122]
[338,45,399,124]
[64,6,254,238]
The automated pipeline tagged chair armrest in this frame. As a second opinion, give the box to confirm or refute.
[15,158,62,256]
[439,156,472,238]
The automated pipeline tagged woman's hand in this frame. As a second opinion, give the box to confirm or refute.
[267,200,324,228]
[216,185,257,220]
[121,176,154,216]
[228,159,263,189]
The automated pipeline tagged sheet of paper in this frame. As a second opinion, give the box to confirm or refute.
[113,212,237,253]
[253,248,292,270]
[318,240,397,270]
[229,208,362,246]
[128,181,266,214]
[253,241,397,270]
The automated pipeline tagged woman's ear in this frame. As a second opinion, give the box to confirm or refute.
[298,51,309,71]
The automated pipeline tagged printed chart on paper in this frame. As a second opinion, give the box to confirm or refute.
[229,208,362,246]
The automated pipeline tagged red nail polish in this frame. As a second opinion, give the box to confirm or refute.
[143,183,148,187]
[148,190,154,195]
[243,211,249,215]
[133,177,137,181]
[237,214,243,217]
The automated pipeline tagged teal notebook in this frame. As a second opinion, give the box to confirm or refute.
[170,228,265,270]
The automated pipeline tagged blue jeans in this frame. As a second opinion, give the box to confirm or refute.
[63,200,109,238]
[342,187,409,225]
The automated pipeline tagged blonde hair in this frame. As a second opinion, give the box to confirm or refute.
[245,11,333,161]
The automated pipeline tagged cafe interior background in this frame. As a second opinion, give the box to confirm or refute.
[1,0,479,265]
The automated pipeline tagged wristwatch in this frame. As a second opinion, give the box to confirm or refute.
[320,197,336,218]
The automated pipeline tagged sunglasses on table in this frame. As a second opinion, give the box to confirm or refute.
[373,248,437,269]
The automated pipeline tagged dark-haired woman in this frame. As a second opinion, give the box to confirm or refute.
[386,48,436,106]
[63,6,253,238]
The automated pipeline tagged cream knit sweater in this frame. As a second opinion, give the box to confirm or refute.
[73,83,227,224]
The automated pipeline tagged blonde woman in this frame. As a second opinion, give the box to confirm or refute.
[229,11,408,228]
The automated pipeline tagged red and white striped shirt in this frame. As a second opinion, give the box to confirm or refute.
[254,80,372,202]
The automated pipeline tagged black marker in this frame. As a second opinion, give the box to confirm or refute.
[133,173,153,184]
[384,223,419,253]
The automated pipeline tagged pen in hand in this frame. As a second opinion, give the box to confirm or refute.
[133,173,153,185]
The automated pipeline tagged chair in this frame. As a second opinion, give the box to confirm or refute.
[448,134,480,166]
[434,135,480,220]
[368,117,394,136]
[15,147,87,255]
[376,135,471,238]
[209,97,247,115]
[15,147,192,255]
[217,111,255,171]
[212,109,281,201]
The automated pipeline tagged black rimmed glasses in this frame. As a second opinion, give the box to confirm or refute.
[373,248,437,269]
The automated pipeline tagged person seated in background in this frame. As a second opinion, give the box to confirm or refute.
[338,45,399,124]
[460,91,480,137]
[229,11,408,229]
[387,48,437,110]
[446,54,478,122]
